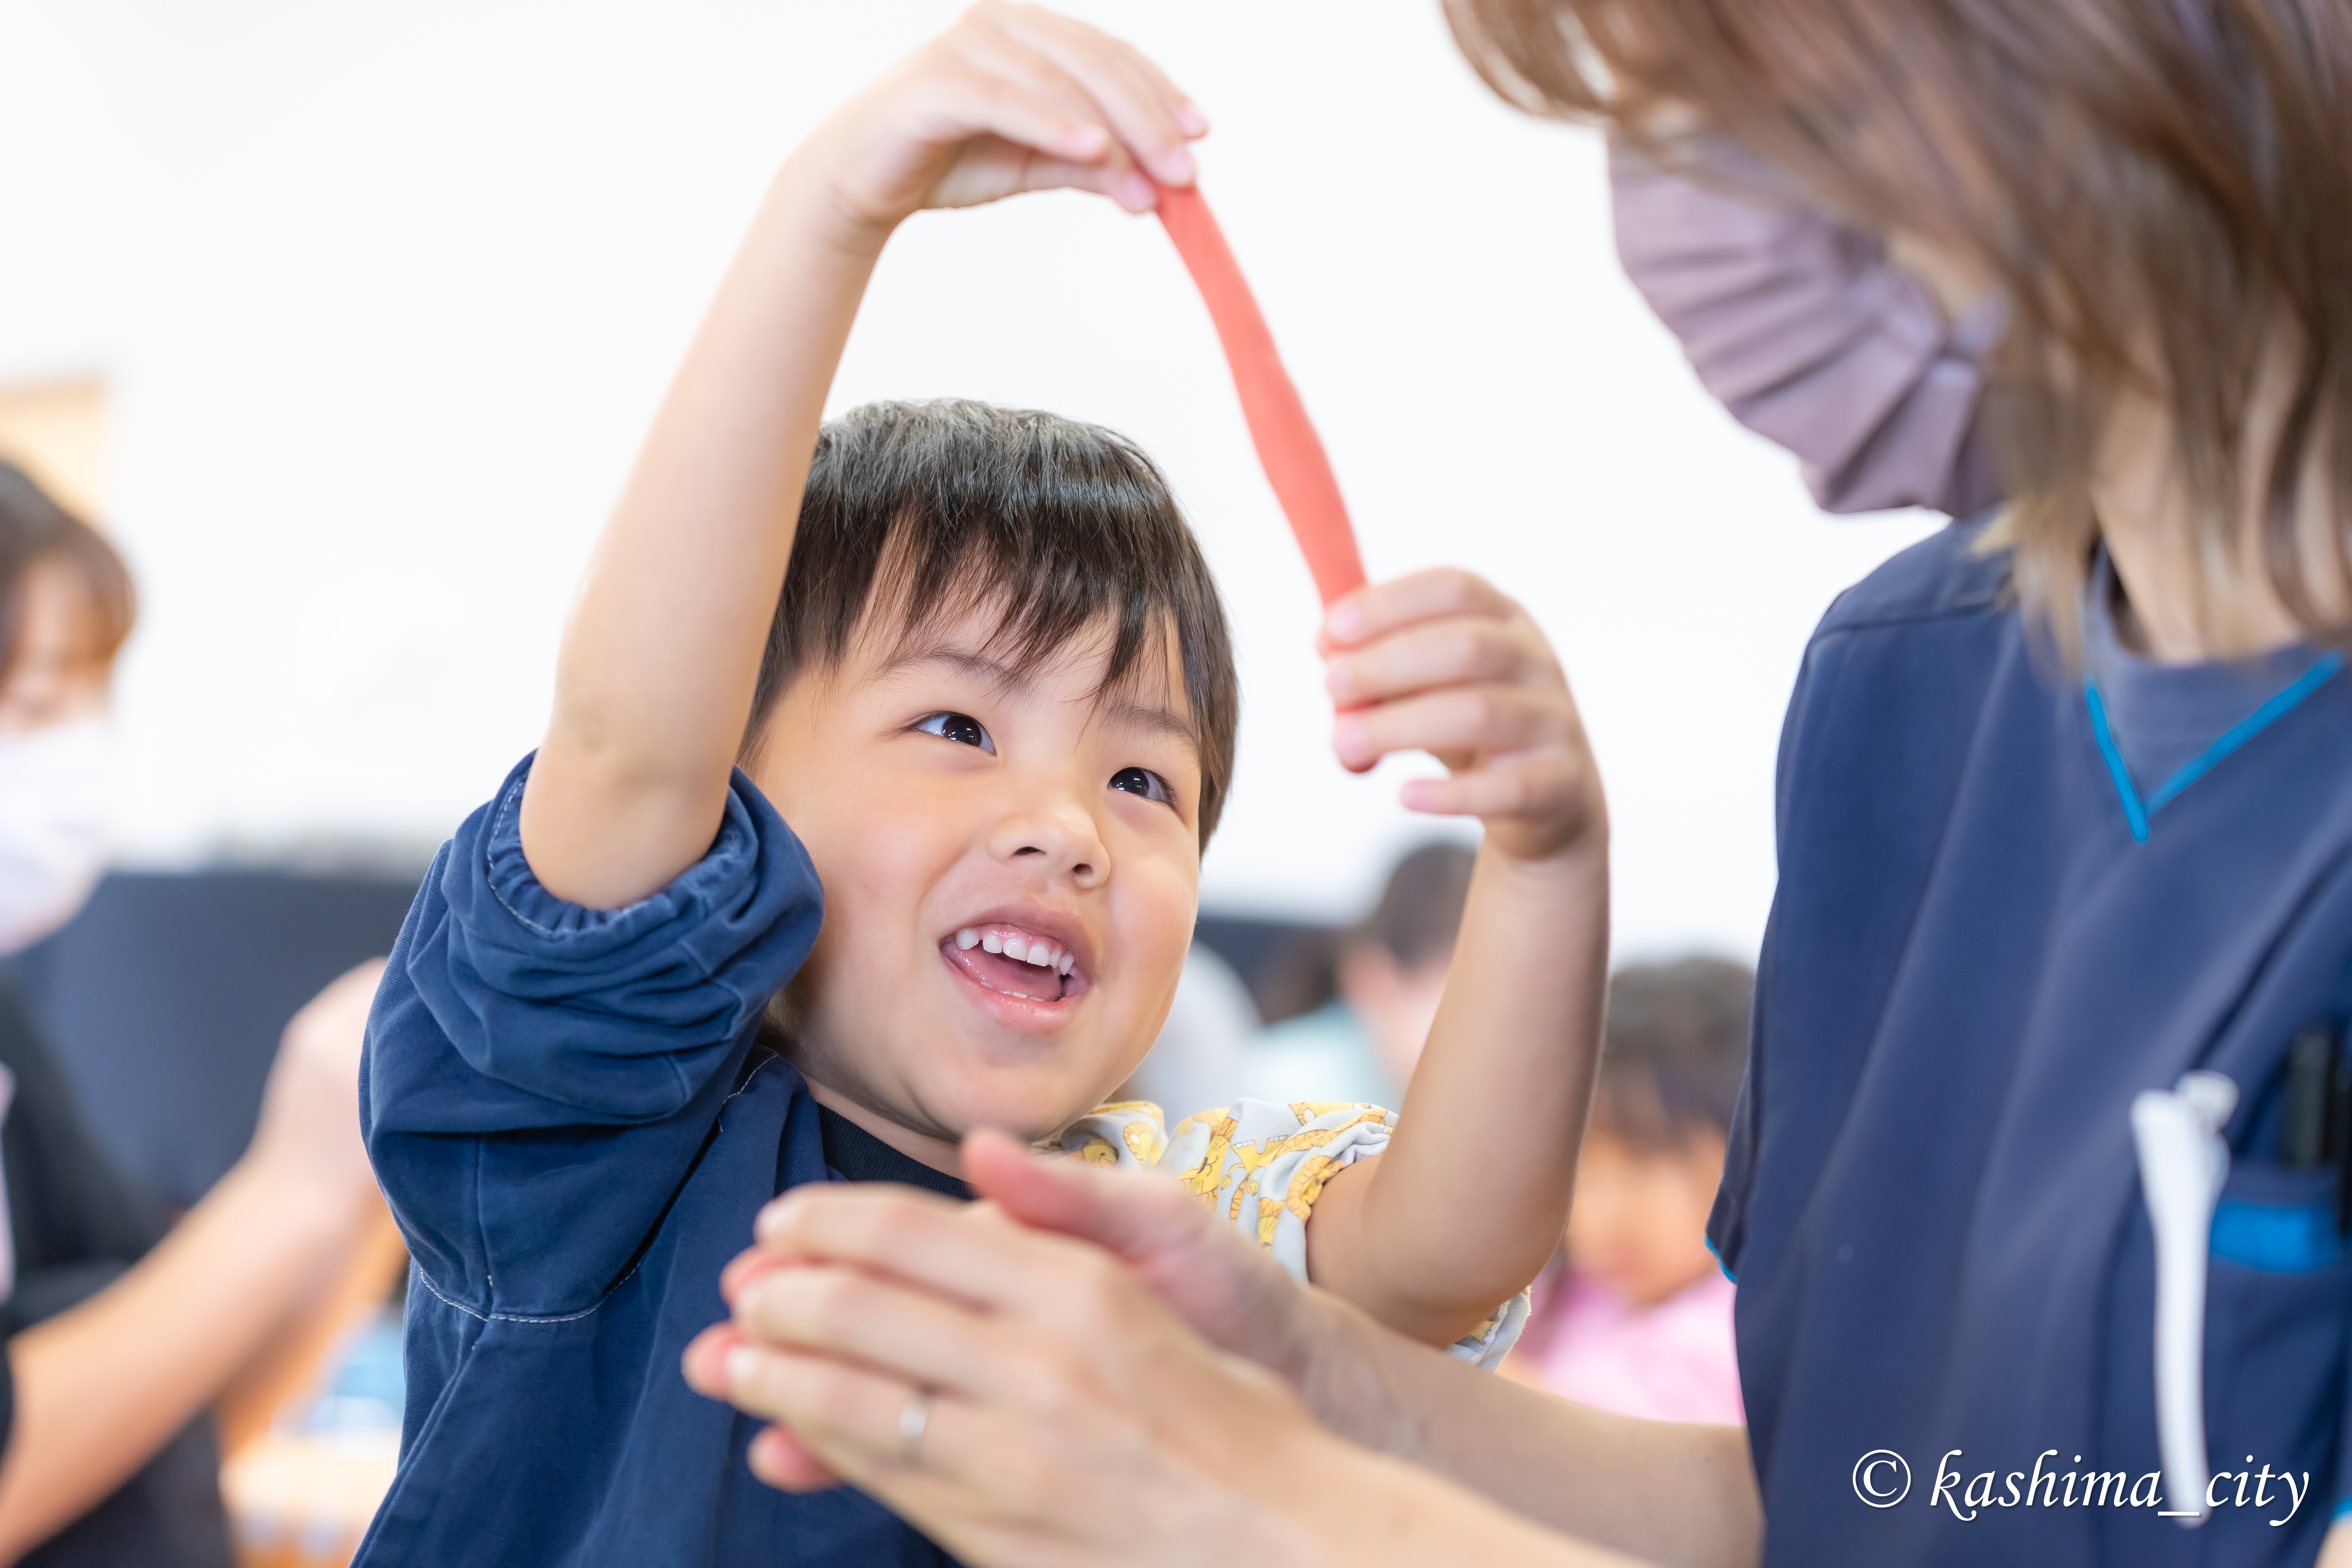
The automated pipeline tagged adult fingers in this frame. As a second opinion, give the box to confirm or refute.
[986,3,1201,186]
[1323,614,1555,709]
[752,1179,1133,1324]
[1321,568,1522,651]
[963,1130,1311,1369]
[963,1127,1207,1267]
[684,1324,849,1490]
[1330,685,1573,773]
[729,1261,1024,1402]
[746,1424,849,1494]
[724,1339,949,1478]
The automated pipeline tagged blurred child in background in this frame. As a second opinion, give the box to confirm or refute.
[0,460,389,1567]
[1248,841,1475,1106]
[1506,957,1748,1426]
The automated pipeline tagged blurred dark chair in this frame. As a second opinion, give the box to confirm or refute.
[5,868,425,1211]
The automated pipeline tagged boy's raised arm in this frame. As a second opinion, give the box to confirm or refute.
[519,3,1205,908]
[1303,569,1611,1346]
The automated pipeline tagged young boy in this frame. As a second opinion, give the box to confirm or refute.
[1506,957,1750,1426]
[355,7,1608,1565]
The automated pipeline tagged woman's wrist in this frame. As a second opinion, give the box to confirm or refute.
[1284,1292,1431,1466]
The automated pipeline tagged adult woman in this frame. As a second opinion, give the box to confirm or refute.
[701,0,2352,1562]
[0,462,387,1565]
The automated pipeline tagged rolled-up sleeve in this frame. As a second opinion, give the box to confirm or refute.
[360,754,823,1316]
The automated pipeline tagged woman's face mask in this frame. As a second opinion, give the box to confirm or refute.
[0,716,111,954]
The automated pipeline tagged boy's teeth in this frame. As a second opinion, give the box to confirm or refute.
[954,924,1077,978]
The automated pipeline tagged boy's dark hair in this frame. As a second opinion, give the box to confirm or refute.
[744,400,1240,843]
[0,461,136,683]
[1593,957,1752,1153]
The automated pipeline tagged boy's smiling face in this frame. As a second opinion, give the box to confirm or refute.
[751,599,1204,1171]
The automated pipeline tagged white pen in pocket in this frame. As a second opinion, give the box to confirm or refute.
[2130,1069,2238,1528]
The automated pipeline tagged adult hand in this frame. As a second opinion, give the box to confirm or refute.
[241,958,386,1207]
[683,1131,1339,1564]
[687,1134,1675,1568]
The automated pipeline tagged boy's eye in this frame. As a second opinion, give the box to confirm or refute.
[914,711,995,753]
[1108,766,1176,808]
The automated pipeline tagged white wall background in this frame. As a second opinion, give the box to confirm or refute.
[0,0,1936,958]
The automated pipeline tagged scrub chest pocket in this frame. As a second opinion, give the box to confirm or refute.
[2204,1160,2352,1488]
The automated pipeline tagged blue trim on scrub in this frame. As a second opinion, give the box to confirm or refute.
[2210,1199,2342,1273]
[2085,650,2345,843]
[1706,1233,1737,1284]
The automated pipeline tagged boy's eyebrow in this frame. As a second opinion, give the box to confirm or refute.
[875,647,1201,762]
[873,647,1034,691]
[1093,697,1202,764]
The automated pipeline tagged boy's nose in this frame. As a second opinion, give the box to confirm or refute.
[987,796,1108,889]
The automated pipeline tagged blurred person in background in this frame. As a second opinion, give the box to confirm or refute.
[1504,957,1747,1426]
[0,461,387,1567]
[1248,840,1475,1106]
[1113,944,1259,1125]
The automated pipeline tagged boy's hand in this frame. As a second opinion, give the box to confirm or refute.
[1320,570,1604,867]
[797,2,1206,246]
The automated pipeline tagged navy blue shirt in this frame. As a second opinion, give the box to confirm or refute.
[353,757,960,1568]
[1713,522,2352,1565]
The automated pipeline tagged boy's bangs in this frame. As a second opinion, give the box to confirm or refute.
[860,514,1186,718]
[748,400,1239,841]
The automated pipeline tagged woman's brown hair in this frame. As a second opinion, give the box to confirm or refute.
[1446,0,2352,650]
[0,461,137,683]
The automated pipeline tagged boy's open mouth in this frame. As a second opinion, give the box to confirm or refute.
[941,921,1084,1005]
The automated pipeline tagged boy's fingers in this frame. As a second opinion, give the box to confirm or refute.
[937,65,1119,171]
[1323,568,1520,649]
[937,43,1155,208]
[992,6,1198,185]
[1323,615,1553,707]
[1330,686,1571,772]
[1400,754,1590,823]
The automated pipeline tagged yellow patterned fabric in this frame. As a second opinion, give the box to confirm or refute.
[1041,1097,1529,1370]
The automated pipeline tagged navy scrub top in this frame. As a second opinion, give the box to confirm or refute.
[1713,520,2352,1567]
[353,757,962,1568]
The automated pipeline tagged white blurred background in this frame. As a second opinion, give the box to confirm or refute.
[0,0,1936,958]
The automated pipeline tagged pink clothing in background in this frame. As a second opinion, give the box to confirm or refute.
[1519,1269,1744,1426]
